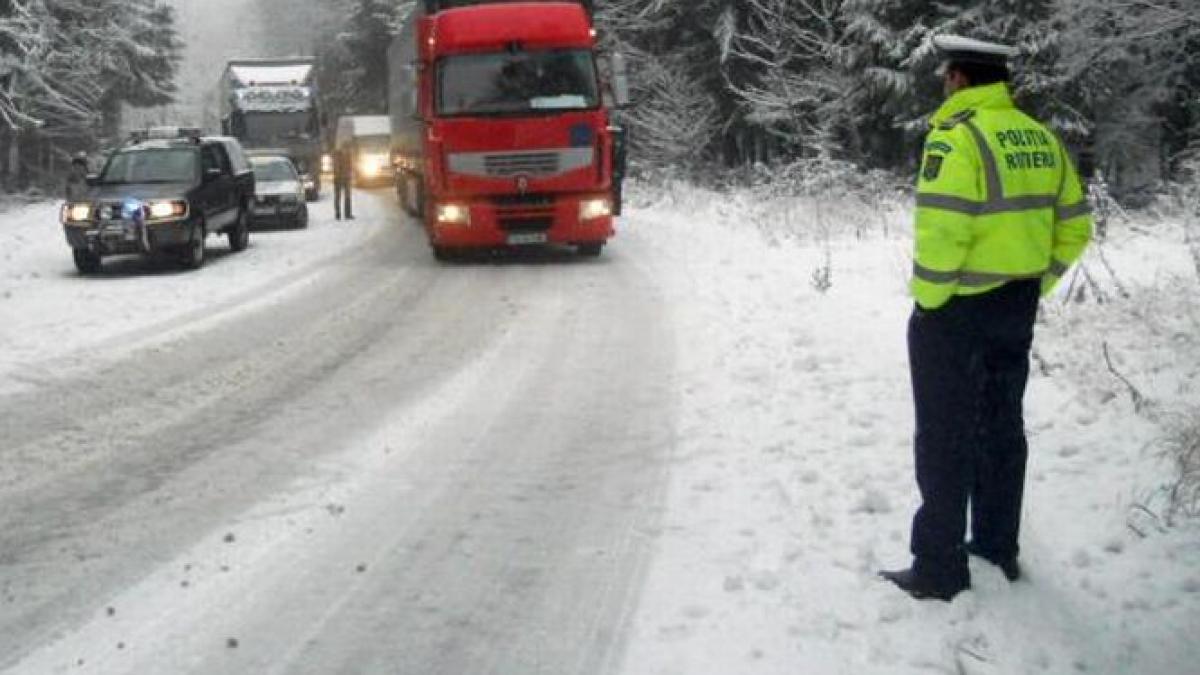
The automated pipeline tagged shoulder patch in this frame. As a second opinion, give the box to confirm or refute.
[925,140,954,154]
[922,154,944,181]
[937,109,976,131]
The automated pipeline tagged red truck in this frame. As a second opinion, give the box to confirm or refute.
[388,0,629,260]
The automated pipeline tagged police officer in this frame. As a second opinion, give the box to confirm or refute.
[333,146,354,220]
[879,35,1093,601]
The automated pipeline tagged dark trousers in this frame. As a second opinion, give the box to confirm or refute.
[907,280,1039,582]
[334,181,353,219]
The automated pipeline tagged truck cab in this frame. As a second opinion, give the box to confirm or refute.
[389,0,629,259]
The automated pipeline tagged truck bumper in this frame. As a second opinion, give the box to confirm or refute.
[429,193,614,249]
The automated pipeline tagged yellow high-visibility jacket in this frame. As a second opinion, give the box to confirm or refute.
[912,82,1093,309]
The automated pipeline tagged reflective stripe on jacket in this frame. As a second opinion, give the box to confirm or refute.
[911,82,1093,309]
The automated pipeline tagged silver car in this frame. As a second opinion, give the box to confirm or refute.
[249,155,309,229]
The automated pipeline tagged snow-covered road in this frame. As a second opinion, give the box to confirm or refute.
[1,192,677,673]
[1,184,1197,674]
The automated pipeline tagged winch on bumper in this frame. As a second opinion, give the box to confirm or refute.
[61,199,192,256]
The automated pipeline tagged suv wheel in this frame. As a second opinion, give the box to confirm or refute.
[294,204,309,229]
[181,222,206,270]
[73,249,101,274]
[228,208,250,252]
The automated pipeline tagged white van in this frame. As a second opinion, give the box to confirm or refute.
[334,115,392,187]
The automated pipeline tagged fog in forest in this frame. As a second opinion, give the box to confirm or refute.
[129,0,334,131]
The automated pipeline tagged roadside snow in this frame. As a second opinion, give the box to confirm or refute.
[615,180,1200,674]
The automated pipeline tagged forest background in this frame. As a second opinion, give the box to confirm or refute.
[2,0,1199,200]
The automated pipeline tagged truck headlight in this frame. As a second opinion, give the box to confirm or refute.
[62,203,92,224]
[579,197,612,221]
[146,199,188,221]
[435,202,470,226]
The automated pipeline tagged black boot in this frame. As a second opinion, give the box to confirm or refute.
[966,541,1021,581]
[879,567,969,601]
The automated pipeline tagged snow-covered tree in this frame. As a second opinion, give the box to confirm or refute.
[0,0,180,188]
[316,0,411,121]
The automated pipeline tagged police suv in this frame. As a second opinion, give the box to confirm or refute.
[60,127,256,273]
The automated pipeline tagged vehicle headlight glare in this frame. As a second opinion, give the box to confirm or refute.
[579,197,612,221]
[146,200,187,220]
[436,203,470,225]
[63,203,91,223]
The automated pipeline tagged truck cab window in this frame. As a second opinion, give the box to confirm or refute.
[438,49,599,116]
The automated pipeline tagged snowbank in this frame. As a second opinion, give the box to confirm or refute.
[616,178,1200,674]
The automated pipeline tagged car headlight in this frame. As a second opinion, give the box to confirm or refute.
[579,197,612,221]
[358,154,389,178]
[435,202,471,226]
[146,199,188,221]
[61,202,92,225]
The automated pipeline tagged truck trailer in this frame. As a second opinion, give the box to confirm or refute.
[219,57,325,201]
[388,0,629,259]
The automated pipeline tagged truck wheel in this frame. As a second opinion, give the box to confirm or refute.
[228,208,250,252]
[577,242,603,257]
[181,223,206,270]
[73,249,101,274]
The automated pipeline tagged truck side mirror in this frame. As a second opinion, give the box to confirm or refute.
[86,174,99,186]
[609,52,631,109]
[203,167,222,183]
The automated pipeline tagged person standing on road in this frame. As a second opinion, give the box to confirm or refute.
[333,146,354,220]
[879,35,1093,601]
[63,153,89,202]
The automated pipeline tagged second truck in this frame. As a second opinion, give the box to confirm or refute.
[388,0,629,259]
[218,57,325,201]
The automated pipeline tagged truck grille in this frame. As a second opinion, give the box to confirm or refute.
[447,148,593,178]
[494,193,555,232]
[485,152,558,176]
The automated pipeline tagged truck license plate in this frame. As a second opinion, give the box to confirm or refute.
[507,232,547,245]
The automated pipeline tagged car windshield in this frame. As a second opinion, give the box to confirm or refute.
[438,49,598,117]
[251,157,298,181]
[100,148,197,184]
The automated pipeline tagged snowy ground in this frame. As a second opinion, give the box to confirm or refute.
[1,181,1197,673]
[616,180,1200,675]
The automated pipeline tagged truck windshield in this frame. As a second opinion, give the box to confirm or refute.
[100,148,197,184]
[438,49,598,117]
[238,112,314,146]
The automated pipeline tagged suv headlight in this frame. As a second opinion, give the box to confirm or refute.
[61,202,92,225]
[579,197,612,221]
[146,199,188,221]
